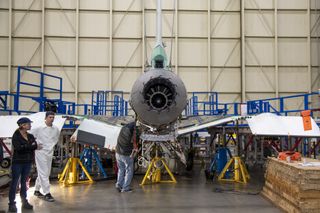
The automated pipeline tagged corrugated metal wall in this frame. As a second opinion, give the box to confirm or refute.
[0,0,319,112]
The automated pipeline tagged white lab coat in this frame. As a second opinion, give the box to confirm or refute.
[30,123,60,195]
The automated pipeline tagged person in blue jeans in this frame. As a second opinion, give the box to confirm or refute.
[8,117,42,212]
[115,122,137,193]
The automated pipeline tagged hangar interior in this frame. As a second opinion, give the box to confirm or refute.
[0,0,320,212]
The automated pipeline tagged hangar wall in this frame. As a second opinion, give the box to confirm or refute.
[0,0,319,112]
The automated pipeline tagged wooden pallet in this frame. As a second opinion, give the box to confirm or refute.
[262,157,320,213]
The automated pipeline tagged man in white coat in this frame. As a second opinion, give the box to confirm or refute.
[31,111,60,202]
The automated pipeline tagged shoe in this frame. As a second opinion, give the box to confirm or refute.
[22,200,33,210]
[34,190,44,197]
[116,186,122,192]
[121,189,133,193]
[43,193,55,202]
[8,203,17,212]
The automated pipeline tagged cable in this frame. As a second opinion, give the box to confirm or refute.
[213,187,261,195]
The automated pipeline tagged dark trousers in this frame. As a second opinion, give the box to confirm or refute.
[9,163,32,205]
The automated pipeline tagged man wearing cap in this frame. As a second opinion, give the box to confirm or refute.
[30,111,60,202]
[8,117,42,212]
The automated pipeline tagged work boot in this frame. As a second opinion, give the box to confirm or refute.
[22,199,33,210]
[8,202,17,213]
[121,188,133,193]
[43,193,55,202]
[34,190,44,197]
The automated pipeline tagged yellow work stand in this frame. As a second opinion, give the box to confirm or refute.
[218,156,250,184]
[58,157,94,186]
[140,157,177,185]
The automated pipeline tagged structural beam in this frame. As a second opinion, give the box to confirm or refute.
[75,0,80,107]
[240,0,246,102]
[7,0,12,107]
[109,0,113,91]
[274,0,279,99]
[207,0,211,92]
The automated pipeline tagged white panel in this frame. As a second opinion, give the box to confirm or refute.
[45,0,76,9]
[113,13,141,38]
[78,93,92,105]
[45,38,75,66]
[278,0,308,9]
[113,40,141,66]
[246,39,274,65]
[179,12,207,37]
[211,13,240,37]
[245,11,274,36]
[0,38,8,65]
[278,39,307,65]
[311,39,319,66]
[211,68,241,92]
[12,39,41,66]
[179,39,207,66]
[211,40,240,66]
[311,0,320,9]
[79,68,108,92]
[218,94,241,104]
[79,12,109,37]
[44,67,75,92]
[11,68,41,93]
[246,93,276,101]
[13,12,41,37]
[45,11,75,36]
[13,0,41,10]
[312,68,320,91]
[311,12,320,37]
[211,0,240,11]
[0,11,8,36]
[179,68,207,91]
[0,67,8,90]
[279,93,306,112]
[0,1,9,8]
[279,68,309,92]
[245,0,274,9]
[80,0,109,10]
[79,39,109,66]
[246,67,275,92]
[16,94,40,112]
[145,0,176,10]
[179,0,207,10]
[145,12,176,37]
[112,68,141,91]
[113,0,141,11]
[278,12,308,36]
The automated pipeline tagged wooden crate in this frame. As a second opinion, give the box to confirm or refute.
[262,157,320,213]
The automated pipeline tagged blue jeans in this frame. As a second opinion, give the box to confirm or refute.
[9,163,32,205]
[116,153,134,191]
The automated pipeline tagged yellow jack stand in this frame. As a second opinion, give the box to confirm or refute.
[140,157,177,185]
[58,157,94,186]
[218,157,250,184]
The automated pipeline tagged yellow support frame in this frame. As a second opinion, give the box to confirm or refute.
[218,156,250,184]
[58,157,94,186]
[140,157,177,185]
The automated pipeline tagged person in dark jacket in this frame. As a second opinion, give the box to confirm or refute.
[8,117,42,213]
[115,122,137,192]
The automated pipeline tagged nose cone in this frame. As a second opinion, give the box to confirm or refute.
[130,68,187,127]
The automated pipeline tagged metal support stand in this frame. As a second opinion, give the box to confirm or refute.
[58,143,93,186]
[140,144,177,185]
[218,156,250,184]
[80,146,107,179]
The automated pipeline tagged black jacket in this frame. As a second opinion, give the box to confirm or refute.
[11,129,37,164]
[115,122,135,156]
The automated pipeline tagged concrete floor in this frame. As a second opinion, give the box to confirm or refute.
[0,167,281,213]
